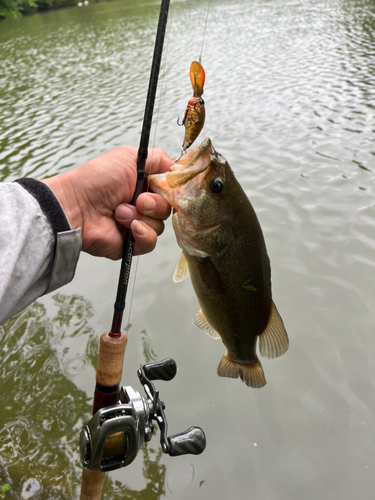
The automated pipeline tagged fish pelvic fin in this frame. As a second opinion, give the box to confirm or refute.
[259,301,289,359]
[193,309,221,339]
[217,353,266,388]
[173,252,190,282]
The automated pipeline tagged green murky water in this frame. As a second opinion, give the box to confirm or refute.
[1,0,375,498]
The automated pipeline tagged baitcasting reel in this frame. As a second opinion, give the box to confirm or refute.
[80,358,206,471]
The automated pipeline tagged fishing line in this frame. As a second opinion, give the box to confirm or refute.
[126,0,208,327]
[199,0,211,63]
[82,5,172,498]
[111,0,171,337]
[126,2,175,328]
[151,0,174,149]
[126,250,140,327]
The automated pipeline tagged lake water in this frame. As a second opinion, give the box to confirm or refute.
[0,0,374,498]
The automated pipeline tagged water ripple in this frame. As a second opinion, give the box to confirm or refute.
[1,0,375,498]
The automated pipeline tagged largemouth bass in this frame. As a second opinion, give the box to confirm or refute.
[148,139,288,388]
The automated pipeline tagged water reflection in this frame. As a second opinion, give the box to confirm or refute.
[0,299,171,499]
[101,447,166,500]
[139,329,158,364]
[0,299,89,499]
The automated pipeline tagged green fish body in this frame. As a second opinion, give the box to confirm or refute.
[148,138,288,388]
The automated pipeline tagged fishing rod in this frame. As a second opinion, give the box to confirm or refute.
[80,1,205,498]
[92,0,170,417]
[111,0,171,339]
[80,2,170,498]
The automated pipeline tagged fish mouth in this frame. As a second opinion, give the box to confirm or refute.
[148,138,215,206]
[168,137,214,186]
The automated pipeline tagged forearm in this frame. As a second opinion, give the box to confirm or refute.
[0,181,81,325]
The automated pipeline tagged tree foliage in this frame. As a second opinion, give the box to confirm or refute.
[0,0,79,19]
[0,0,36,18]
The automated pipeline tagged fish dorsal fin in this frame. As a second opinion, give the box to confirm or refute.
[258,302,289,359]
[173,252,190,282]
[193,309,221,339]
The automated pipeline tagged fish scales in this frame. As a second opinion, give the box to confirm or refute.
[148,138,288,388]
[187,223,272,356]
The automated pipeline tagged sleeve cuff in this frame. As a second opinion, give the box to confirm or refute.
[14,178,71,233]
[15,178,82,292]
[46,227,82,293]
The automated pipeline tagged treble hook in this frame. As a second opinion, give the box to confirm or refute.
[177,116,185,127]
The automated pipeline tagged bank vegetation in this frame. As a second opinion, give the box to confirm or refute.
[0,0,97,19]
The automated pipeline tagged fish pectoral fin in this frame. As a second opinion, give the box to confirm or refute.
[193,309,221,339]
[258,302,289,359]
[173,252,190,282]
[217,353,266,388]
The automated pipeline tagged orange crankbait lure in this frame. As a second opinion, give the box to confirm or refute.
[178,61,206,153]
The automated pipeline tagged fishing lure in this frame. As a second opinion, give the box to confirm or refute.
[178,61,206,154]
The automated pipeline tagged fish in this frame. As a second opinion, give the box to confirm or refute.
[178,61,206,152]
[148,139,288,388]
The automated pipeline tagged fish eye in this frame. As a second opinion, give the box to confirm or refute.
[210,178,224,193]
[199,98,205,105]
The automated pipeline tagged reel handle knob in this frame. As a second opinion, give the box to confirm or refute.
[143,358,177,381]
[168,426,206,457]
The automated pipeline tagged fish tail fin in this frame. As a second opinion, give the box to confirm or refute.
[259,301,289,359]
[217,353,266,388]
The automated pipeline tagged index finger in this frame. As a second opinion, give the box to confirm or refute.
[145,148,176,175]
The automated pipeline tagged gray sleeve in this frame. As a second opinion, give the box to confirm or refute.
[0,182,81,325]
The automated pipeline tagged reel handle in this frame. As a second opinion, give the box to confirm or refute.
[143,358,177,381]
[168,426,206,457]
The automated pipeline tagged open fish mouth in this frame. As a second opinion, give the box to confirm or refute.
[172,137,213,169]
[171,145,199,169]
[166,138,214,185]
[148,138,214,201]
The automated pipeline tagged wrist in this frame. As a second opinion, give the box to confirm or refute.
[42,170,84,232]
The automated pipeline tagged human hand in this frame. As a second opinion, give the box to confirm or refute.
[43,146,174,259]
